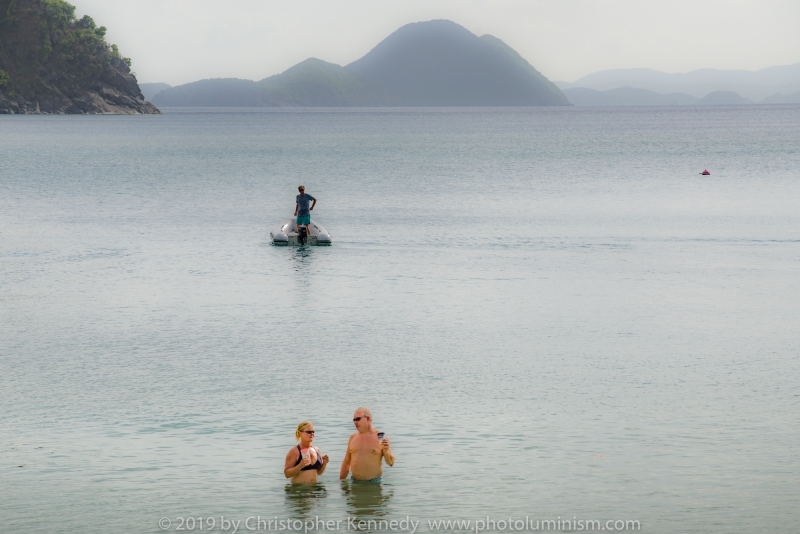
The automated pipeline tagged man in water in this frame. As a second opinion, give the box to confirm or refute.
[294,185,317,236]
[340,407,394,481]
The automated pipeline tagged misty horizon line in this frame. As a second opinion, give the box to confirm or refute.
[142,61,800,87]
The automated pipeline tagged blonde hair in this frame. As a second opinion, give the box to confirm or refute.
[295,421,313,440]
[355,407,372,419]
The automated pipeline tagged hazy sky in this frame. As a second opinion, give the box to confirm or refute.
[73,0,800,86]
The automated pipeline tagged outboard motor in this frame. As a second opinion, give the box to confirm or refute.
[298,225,308,245]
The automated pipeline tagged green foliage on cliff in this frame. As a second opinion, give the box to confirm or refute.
[0,0,132,95]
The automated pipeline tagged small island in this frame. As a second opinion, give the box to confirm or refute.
[0,0,158,114]
[152,20,570,108]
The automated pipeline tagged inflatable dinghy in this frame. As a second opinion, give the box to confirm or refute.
[270,218,332,246]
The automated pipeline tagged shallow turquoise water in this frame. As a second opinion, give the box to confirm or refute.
[1,106,799,533]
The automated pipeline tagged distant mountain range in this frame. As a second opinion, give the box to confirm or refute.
[561,87,776,106]
[760,90,800,104]
[562,87,698,107]
[556,64,800,105]
[151,20,569,107]
[140,83,171,102]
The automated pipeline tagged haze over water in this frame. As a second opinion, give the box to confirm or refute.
[1,106,799,533]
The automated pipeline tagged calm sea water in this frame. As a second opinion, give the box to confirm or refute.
[1,106,799,534]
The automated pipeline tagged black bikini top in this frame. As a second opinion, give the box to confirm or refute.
[294,445,323,471]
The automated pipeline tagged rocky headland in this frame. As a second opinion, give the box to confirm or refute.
[0,0,158,114]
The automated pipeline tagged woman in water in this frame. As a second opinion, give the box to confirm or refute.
[284,421,329,484]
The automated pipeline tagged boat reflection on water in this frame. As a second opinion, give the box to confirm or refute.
[341,479,394,519]
[284,483,329,517]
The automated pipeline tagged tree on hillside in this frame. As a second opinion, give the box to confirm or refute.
[0,0,132,95]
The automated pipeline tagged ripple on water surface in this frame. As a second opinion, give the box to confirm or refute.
[1,106,799,533]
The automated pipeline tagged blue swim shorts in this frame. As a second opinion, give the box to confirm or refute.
[350,476,381,483]
[296,214,311,225]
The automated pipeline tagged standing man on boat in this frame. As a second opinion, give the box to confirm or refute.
[294,185,317,236]
[340,407,395,481]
